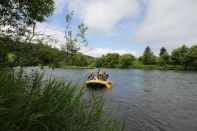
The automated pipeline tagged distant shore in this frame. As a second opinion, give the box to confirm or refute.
[1,65,196,71]
[61,65,93,69]
[61,65,196,71]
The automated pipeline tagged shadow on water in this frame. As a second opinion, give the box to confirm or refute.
[86,87,111,95]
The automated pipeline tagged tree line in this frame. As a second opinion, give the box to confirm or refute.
[1,36,196,70]
[0,37,93,68]
[93,45,197,70]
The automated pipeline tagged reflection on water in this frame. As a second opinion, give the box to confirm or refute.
[24,67,197,131]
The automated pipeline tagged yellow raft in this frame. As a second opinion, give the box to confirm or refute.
[86,79,112,89]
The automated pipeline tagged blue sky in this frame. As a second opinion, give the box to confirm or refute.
[37,0,197,57]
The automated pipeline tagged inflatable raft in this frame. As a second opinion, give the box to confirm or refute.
[86,79,112,89]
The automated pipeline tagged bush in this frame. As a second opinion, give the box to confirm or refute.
[130,60,144,68]
[0,70,122,131]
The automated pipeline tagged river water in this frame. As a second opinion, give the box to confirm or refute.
[26,67,197,131]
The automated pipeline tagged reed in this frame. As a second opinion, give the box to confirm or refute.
[0,70,123,131]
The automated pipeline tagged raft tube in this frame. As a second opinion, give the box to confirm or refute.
[86,79,112,89]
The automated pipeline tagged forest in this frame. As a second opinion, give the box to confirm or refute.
[93,45,197,70]
[0,36,196,70]
[0,37,93,68]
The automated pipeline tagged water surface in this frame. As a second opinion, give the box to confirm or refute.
[25,67,197,131]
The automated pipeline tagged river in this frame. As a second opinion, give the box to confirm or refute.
[25,67,197,131]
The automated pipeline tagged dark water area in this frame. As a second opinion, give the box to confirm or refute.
[24,67,197,131]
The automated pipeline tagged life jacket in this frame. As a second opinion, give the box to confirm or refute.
[88,73,94,79]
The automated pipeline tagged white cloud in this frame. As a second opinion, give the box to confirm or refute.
[34,23,143,57]
[37,0,197,57]
[80,47,142,57]
[133,0,197,51]
[35,23,142,57]
[66,0,139,32]
[54,0,68,14]
[35,23,65,48]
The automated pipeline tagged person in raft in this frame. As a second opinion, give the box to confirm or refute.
[88,69,94,80]
[96,69,103,80]
[102,71,109,81]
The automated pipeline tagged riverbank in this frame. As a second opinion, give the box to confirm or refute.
[39,64,197,71]
[61,65,93,69]
[129,64,196,71]
[67,65,196,71]
[2,65,196,71]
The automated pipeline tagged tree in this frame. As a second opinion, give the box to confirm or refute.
[71,53,88,66]
[104,53,119,68]
[157,52,170,65]
[118,54,135,68]
[0,0,55,41]
[158,48,170,65]
[62,12,88,65]
[171,45,190,69]
[142,46,156,65]
[159,47,167,56]
[138,56,143,62]
[94,57,105,67]
[188,45,197,69]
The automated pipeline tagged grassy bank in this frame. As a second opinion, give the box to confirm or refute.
[129,61,186,70]
[60,65,196,71]
[130,61,197,71]
[130,65,185,70]
[0,69,123,131]
[91,61,195,71]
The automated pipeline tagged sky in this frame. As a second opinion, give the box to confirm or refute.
[36,0,197,57]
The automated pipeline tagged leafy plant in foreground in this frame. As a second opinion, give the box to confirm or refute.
[0,70,123,131]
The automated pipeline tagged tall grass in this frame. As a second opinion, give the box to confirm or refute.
[0,70,123,131]
[130,61,186,70]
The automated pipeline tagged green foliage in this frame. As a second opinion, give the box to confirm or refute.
[94,57,105,68]
[1,35,196,70]
[138,56,143,62]
[142,46,156,65]
[69,53,90,66]
[7,52,16,63]
[188,45,197,68]
[0,70,122,131]
[130,60,144,68]
[171,45,190,69]
[104,53,119,68]
[62,12,88,65]
[118,54,135,68]
[94,53,120,68]
[0,37,59,67]
[94,53,135,68]
[130,62,185,70]
[157,52,170,65]
[0,37,91,67]
[168,45,196,70]
[0,0,55,40]
[159,47,167,56]
[93,45,196,70]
